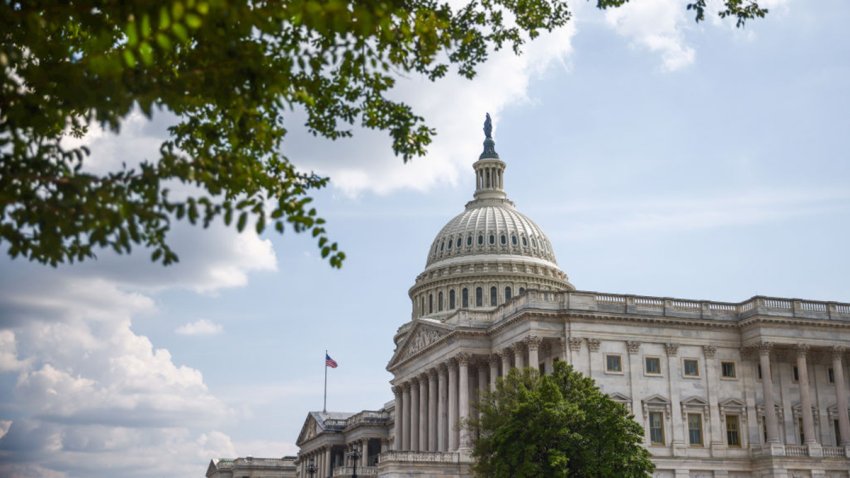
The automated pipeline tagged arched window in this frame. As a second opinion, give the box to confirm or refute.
[447,237,452,250]
[449,290,456,309]
[505,287,512,301]
[532,238,538,248]
[478,234,484,245]
[490,286,498,306]
[462,288,469,308]
[438,291,444,311]
[519,287,525,295]
[467,235,472,246]
[512,235,517,245]
[522,236,528,247]
[429,294,433,314]
[500,234,506,245]
[475,287,483,307]
[420,297,424,316]
[489,234,495,245]
[457,237,462,248]
[440,240,445,251]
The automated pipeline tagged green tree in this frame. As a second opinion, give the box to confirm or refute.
[0,0,766,267]
[469,361,654,478]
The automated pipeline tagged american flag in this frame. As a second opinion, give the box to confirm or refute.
[325,353,338,368]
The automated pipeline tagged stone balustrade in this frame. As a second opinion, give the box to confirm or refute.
[380,451,463,464]
[332,466,378,476]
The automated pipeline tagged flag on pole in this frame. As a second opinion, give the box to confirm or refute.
[325,353,338,368]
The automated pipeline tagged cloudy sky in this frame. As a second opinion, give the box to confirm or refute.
[2,1,850,476]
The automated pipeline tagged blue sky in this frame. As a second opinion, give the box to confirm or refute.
[2,1,849,476]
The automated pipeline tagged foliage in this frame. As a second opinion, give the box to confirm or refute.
[0,1,766,267]
[469,361,654,478]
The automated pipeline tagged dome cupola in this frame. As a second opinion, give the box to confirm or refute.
[409,114,573,320]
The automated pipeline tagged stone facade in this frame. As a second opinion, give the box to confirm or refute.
[291,120,850,478]
[206,456,297,478]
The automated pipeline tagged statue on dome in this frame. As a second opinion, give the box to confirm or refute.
[483,113,493,139]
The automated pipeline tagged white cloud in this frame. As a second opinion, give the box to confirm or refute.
[604,0,695,71]
[175,319,223,336]
[284,23,577,196]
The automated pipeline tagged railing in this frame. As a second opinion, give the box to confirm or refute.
[785,445,807,456]
[379,451,463,464]
[823,446,845,458]
[332,466,378,476]
[345,410,389,429]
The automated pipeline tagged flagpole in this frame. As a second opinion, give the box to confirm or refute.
[323,349,328,413]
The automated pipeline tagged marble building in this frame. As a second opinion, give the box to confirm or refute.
[288,118,850,478]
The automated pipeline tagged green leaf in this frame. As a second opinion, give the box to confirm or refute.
[138,41,154,65]
[122,49,136,67]
[126,21,138,47]
[185,13,202,29]
[156,32,172,50]
[236,212,247,232]
[141,14,152,38]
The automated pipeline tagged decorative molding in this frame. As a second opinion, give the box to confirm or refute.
[718,398,747,424]
[586,338,601,352]
[626,341,641,354]
[525,335,542,351]
[489,353,500,366]
[832,345,847,360]
[456,352,471,366]
[680,396,710,421]
[757,341,773,355]
[702,345,716,358]
[665,343,679,357]
[795,343,810,357]
[399,325,448,362]
[392,385,402,396]
[568,337,583,351]
[641,394,672,419]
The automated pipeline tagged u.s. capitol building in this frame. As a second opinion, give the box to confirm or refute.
[209,118,850,478]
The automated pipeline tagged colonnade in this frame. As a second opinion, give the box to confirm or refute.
[392,336,560,452]
[759,343,850,447]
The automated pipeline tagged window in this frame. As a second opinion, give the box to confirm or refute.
[457,237,462,248]
[467,235,472,246]
[649,412,665,445]
[462,288,469,308]
[828,367,835,384]
[645,357,661,375]
[475,287,483,307]
[606,354,623,373]
[512,235,517,245]
[757,364,762,379]
[793,366,799,382]
[489,234,495,245]
[721,361,737,379]
[428,294,433,314]
[478,234,484,245]
[447,237,452,249]
[835,419,842,446]
[726,415,741,447]
[449,290,456,309]
[440,240,444,251]
[438,292,443,311]
[532,238,538,248]
[490,286,497,306]
[500,234,506,245]
[522,236,528,246]
[519,287,525,295]
[688,414,703,446]
[504,287,512,301]
[798,418,805,444]
[683,359,700,377]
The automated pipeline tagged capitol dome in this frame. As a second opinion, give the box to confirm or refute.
[409,115,573,320]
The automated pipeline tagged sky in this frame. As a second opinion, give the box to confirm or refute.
[2,0,850,476]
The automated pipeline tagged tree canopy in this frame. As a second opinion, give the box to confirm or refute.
[469,361,654,478]
[0,0,766,267]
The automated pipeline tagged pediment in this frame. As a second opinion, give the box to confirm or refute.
[387,321,452,369]
[719,398,746,409]
[681,396,709,407]
[642,394,671,406]
[296,413,320,446]
[608,392,631,403]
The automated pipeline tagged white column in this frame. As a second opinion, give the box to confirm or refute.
[759,342,781,443]
[478,361,488,404]
[501,348,512,374]
[438,363,448,451]
[419,374,428,451]
[832,347,850,445]
[703,345,724,448]
[527,336,541,371]
[428,369,438,451]
[402,383,411,450]
[666,343,685,453]
[361,439,368,468]
[458,353,471,449]
[448,359,459,450]
[392,386,403,450]
[626,341,643,430]
[409,378,420,451]
[513,342,525,369]
[489,354,499,391]
[796,345,817,445]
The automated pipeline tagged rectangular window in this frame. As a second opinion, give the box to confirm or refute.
[683,359,700,377]
[645,357,661,375]
[649,411,665,445]
[721,361,737,378]
[828,367,835,384]
[726,415,740,447]
[798,418,805,444]
[793,365,799,382]
[462,288,469,308]
[688,413,703,446]
[490,287,497,306]
[475,287,483,307]
[757,364,762,379]
[605,354,622,373]
[835,419,842,446]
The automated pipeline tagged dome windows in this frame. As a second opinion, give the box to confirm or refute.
[429,294,433,314]
[449,290,456,309]
[447,237,452,250]
[512,235,517,246]
[505,287,512,301]
[500,234,506,245]
[456,237,462,248]
[475,287,483,307]
[467,235,473,246]
[462,288,469,308]
[438,292,444,311]
[490,286,497,306]
[489,234,495,245]
[478,234,484,246]
[522,236,528,247]
[440,240,445,251]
